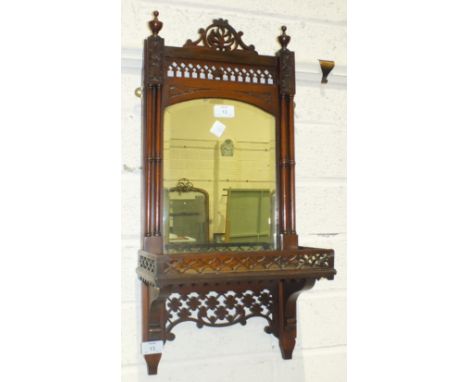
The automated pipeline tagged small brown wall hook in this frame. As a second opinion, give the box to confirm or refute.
[319,60,335,84]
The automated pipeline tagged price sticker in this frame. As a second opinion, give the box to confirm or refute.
[214,104,235,118]
[141,341,164,355]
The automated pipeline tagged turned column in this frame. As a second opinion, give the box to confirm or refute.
[277,26,297,250]
[141,12,166,375]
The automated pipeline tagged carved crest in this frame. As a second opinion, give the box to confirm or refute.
[173,178,195,193]
[184,19,257,54]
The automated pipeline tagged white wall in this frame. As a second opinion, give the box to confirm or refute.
[122,0,346,381]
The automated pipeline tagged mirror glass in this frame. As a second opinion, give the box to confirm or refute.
[163,99,277,253]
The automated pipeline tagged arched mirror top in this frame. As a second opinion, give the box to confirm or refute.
[165,90,277,116]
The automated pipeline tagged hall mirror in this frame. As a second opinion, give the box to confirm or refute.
[163,99,277,252]
[136,11,336,376]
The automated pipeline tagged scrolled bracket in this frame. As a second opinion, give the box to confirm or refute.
[277,278,316,359]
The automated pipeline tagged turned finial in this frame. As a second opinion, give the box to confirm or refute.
[278,25,291,50]
[149,11,163,36]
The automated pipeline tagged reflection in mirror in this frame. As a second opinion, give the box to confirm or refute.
[163,99,277,253]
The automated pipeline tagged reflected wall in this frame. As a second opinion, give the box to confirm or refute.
[163,99,277,252]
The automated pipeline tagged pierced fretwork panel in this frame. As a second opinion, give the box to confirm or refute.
[136,249,334,286]
[163,252,333,275]
[166,60,275,85]
[165,289,273,338]
[139,254,156,273]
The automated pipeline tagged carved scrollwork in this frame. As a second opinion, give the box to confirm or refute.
[173,178,194,193]
[165,289,273,338]
[184,19,257,54]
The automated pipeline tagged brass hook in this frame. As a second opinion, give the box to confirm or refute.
[318,60,335,84]
[135,87,142,98]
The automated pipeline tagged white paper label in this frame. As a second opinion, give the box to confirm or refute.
[210,120,226,138]
[214,105,235,118]
[141,341,164,355]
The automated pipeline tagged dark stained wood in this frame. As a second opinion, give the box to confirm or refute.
[278,26,291,51]
[277,278,316,359]
[165,78,277,115]
[165,46,276,66]
[154,85,163,237]
[145,354,162,375]
[149,11,163,36]
[137,11,336,375]
[144,86,152,236]
[141,283,149,341]
[287,97,297,235]
[279,94,289,236]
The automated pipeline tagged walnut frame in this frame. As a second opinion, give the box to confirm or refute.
[136,11,336,375]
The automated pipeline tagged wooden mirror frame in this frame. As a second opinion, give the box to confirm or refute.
[136,11,336,375]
